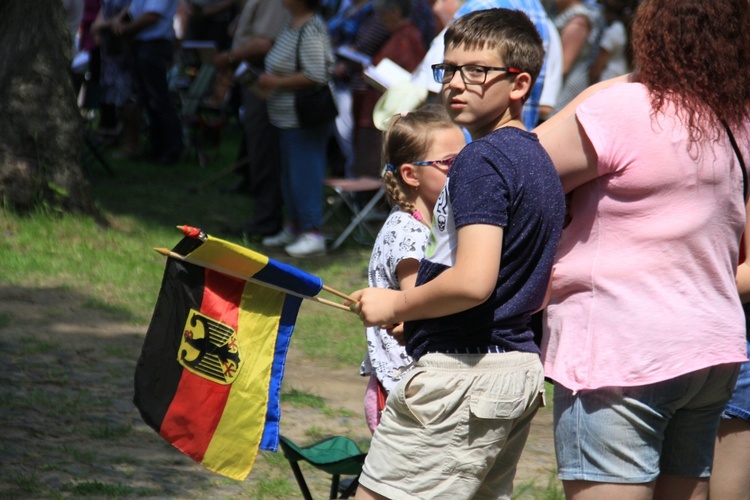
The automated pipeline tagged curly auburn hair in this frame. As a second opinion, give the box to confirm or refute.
[632,0,750,142]
[381,105,457,215]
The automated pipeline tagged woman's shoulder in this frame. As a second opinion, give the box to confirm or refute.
[574,82,650,131]
[580,81,646,106]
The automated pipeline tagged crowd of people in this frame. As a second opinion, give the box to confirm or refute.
[66,0,638,257]
[63,1,750,498]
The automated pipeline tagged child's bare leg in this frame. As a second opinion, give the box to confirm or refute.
[355,484,388,500]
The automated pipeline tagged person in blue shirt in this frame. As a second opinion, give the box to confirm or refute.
[112,0,184,164]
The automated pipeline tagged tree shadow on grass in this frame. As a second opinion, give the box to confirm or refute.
[0,285,268,498]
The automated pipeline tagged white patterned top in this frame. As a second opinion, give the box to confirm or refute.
[359,207,429,392]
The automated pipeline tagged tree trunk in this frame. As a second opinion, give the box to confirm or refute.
[0,1,97,215]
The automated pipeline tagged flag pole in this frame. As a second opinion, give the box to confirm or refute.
[321,285,358,304]
[154,248,353,313]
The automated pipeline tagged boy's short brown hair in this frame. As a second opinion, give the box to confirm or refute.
[444,8,545,98]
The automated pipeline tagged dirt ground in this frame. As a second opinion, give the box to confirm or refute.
[0,285,557,498]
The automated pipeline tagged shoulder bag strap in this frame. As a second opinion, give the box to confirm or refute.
[295,20,312,73]
[723,120,747,202]
[726,121,750,340]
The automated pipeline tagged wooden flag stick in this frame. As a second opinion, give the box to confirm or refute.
[322,284,358,304]
[154,248,354,313]
[171,229,358,304]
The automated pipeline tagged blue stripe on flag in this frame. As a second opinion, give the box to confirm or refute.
[259,294,303,451]
[254,257,323,298]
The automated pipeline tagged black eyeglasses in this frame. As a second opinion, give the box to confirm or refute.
[412,156,458,170]
[431,63,521,85]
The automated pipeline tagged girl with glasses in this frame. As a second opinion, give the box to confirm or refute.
[359,104,464,433]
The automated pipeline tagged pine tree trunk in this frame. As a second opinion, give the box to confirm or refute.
[0,1,97,215]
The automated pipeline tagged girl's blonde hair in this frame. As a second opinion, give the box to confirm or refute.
[382,104,457,214]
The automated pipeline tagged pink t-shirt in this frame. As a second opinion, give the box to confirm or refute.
[542,83,749,392]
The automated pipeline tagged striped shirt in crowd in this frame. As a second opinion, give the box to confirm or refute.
[264,15,335,129]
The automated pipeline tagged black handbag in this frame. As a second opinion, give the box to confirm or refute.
[294,22,337,128]
[295,85,338,128]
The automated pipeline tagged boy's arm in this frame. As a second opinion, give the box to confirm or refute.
[350,224,503,327]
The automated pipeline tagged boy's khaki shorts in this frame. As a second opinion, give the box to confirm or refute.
[358,351,545,500]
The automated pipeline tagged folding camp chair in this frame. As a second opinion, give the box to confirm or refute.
[323,177,387,250]
[279,435,367,499]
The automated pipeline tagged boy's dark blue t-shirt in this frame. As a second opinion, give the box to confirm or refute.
[404,127,565,360]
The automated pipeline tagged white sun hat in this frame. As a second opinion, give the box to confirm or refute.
[372,81,429,131]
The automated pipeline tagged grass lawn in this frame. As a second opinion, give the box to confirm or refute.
[0,124,371,367]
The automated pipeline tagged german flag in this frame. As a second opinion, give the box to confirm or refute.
[134,228,322,480]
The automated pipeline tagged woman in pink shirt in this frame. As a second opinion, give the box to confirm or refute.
[535,0,750,498]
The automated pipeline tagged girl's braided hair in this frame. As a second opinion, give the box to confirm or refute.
[381,104,456,215]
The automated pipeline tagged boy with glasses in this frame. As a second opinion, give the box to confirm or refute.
[349,8,565,499]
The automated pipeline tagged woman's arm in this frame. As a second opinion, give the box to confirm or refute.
[588,47,611,85]
[350,224,503,326]
[256,71,318,91]
[559,15,591,77]
[534,74,635,193]
[737,200,750,303]
[537,112,599,194]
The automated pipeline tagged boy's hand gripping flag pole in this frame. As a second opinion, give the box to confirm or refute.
[134,226,355,481]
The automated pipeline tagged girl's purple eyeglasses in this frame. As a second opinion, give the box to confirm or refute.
[412,156,458,170]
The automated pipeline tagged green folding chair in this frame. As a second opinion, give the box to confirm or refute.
[278,435,367,499]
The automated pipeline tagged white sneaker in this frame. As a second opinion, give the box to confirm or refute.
[285,232,326,257]
[262,228,297,247]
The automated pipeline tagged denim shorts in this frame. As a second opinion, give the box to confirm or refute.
[554,363,740,483]
[723,340,750,422]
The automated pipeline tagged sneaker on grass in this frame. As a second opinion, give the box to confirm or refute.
[285,232,326,258]
[262,228,297,247]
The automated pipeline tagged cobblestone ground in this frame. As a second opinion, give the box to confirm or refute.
[0,286,557,499]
